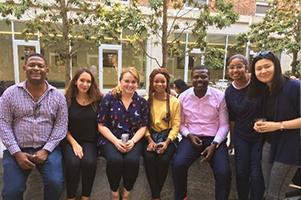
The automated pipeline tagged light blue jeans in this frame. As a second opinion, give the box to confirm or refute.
[2,146,64,200]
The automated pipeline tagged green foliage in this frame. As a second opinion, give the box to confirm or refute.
[204,47,225,70]
[0,0,146,84]
[192,0,239,49]
[236,0,301,75]
[144,0,238,67]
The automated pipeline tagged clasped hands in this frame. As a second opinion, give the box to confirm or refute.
[146,139,169,154]
[254,120,281,133]
[114,139,135,153]
[14,149,49,170]
[188,134,216,162]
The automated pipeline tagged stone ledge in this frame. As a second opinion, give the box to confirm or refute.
[0,156,238,200]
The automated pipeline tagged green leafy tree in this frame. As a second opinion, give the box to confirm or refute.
[204,47,225,70]
[236,0,301,76]
[134,0,238,68]
[0,0,145,85]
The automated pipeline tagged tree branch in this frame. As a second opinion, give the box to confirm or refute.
[138,41,161,67]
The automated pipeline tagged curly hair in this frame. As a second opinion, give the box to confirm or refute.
[112,67,140,99]
[65,68,102,110]
[148,68,171,126]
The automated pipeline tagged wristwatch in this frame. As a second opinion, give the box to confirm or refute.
[280,122,285,131]
[210,141,219,149]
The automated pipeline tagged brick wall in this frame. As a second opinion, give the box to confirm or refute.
[229,0,256,16]
[138,0,257,16]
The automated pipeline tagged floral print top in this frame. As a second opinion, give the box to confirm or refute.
[97,91,149,144]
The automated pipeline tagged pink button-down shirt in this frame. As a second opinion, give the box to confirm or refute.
[179,87,229,144]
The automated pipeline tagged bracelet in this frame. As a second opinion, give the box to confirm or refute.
[280,122,285,131]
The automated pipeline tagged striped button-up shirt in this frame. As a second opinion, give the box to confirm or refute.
[0,81,68,155]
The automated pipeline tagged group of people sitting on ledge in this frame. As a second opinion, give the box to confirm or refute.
[0,51,300,200]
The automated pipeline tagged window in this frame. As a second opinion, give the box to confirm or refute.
[255,2,270,16]
[177,56,194,69]
[185,0,208,8]
[87,54,98,66]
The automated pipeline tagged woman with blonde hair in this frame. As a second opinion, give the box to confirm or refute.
[144,68,180,200]
[98,67,149,200]
[63,68,102,200]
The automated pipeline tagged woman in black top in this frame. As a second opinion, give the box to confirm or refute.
[249,51,301,200]
[225,54,264,200]
[64,68,102,200]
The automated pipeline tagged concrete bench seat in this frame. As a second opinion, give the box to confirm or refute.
[0,156,238,200]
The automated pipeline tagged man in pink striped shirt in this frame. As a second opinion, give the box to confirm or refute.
[0,53,68,200]
[172,65,231,200]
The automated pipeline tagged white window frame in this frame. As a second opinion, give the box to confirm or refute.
[255,2,270,16]
[12,39,40,84]
[99,44,122,94]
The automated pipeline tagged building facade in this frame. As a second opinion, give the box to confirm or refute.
[0,0,295,94]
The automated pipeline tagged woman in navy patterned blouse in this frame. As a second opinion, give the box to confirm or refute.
[98,67,149,200]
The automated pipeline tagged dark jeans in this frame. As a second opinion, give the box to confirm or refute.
[143,142,175,198]
[102,140,143,191]
[172,137,231,200]
[63,142,97,198]
[2,147,64,200]
[234,135,264,200]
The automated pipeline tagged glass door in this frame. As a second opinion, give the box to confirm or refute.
[13,40,40,83]
[99,44,122,93]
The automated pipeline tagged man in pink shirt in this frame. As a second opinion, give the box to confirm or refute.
[172,65,231,200]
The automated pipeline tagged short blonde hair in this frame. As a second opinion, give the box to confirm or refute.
[112,67,140,98]
[119,67,140,83]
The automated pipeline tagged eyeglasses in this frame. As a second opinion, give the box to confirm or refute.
[254,51,271,59]
[227,64,245,70]
[33,103,41,119]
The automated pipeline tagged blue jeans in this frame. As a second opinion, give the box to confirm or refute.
[234,135,264,200]
[172,137,231,200]
[2,147,64,200]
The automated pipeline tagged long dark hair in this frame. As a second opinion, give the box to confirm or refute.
[148,68,171,126]
[248,51,285,99]
[65,68,102,110]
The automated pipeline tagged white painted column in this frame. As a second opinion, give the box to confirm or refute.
[222,35,229,80]
[184,33,189,82]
